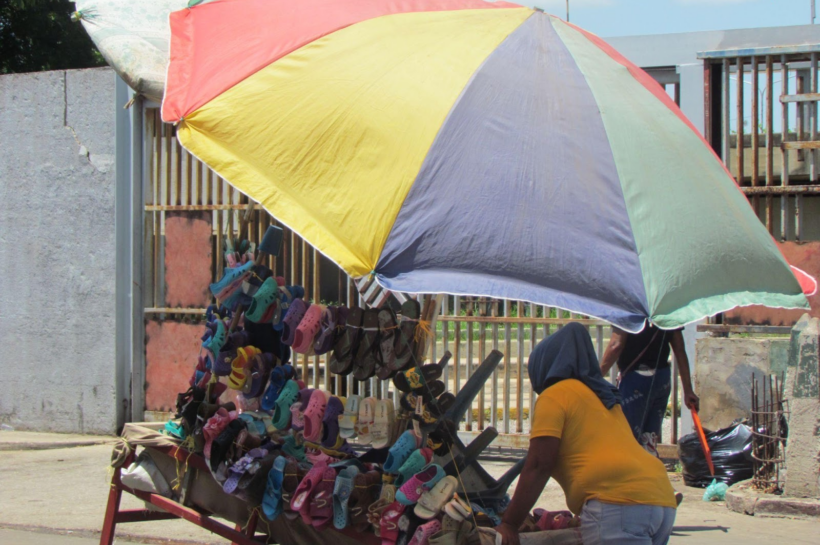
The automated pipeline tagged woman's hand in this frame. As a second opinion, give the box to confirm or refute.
[495,522,520,545]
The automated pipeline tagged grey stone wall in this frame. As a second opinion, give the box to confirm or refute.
[695,336,789,431]
[0,68,117,434]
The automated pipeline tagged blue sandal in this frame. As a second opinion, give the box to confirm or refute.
[263,455,288,520]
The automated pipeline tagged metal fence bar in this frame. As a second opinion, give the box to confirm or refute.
[737,56,745,182]
[722,59,731,168]
[503,300,511,434]
[781,55,790,241]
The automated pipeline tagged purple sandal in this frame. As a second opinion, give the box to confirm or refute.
[281,298,310,346]
[321,396,346,449]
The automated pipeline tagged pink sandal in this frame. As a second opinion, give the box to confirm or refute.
[291,463,327,521]
[292,304,325,354]
[409,519,442,545]
[303,389,328,443]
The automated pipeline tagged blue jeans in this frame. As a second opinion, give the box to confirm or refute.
[619,366,671,441]
[581,500,676,545]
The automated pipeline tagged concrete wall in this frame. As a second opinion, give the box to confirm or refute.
[695,337,789,431]
[0,68,118,434]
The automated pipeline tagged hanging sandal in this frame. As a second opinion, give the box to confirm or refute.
[321,396,346,449]
[395,448,434,488]
[262,455,287,520]
[339,395,361,440]
[290,388,314,432]
[414,477,458,520]
[309,466,338,530]
[356,397,377,445]
[272,285,304,331]
[394,364,444,393]
[376,307,399,380]
[228,346,261,390]
[244,276,280,323]
[397,464,446,505]
[408,519,442,545]
[329,306,364,375]
[380,501,407,544]
[315,306,347,355]
[281,298,310,346]
[333,465,360,530]
[370,398,396,450]
[353,308,380,381]
[272,380,300,430]
[303,389,329,443]
[384,430,421,474]
[293,303,325,354]
[394,299,421,370]
[260,364,294,411]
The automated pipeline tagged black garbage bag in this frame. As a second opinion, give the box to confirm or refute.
[678,422,754,488]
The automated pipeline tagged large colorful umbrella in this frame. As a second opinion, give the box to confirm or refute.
[159,0,808,332]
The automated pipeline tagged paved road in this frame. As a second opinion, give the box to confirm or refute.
[1,442,818,545]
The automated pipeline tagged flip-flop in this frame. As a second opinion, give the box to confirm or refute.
[262,456,288,520]
[321,396,346,449]
[384,430,421,474]
[379,501,406,544]
[443,494,472,522]
[203,407,236,458]
[272,380,300,430]
[303,389,329,443]
[400,382,446,411]
[408,519,442,545]
[290,388,314,432]
[223,448,266,494]
[244,276,280,323]
[339,395,361,439]
[413,393,456,427]
[394,299,421,370]
[366,483,396,535]
[376,307,399,380]
[348,470,382,533]
[309,466,338,530]
[333,466,360,530]
[281,298,311,346]
[293,303,325,354]
[280,461,302,517]
[356,397,377,445]
[353,308,381,381]
[395,448,434,487]
[393,364,444,393]
[397,464,446,506]
[414,476,458,520]
[370,398,396,450]
[292,463,327,523]
[329,306,364,375]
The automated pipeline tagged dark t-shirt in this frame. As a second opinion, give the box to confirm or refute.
[616,325,681,372]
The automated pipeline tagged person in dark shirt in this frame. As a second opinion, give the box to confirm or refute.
[600,325,699,454]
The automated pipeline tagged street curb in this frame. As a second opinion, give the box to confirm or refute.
[726,479,820,519]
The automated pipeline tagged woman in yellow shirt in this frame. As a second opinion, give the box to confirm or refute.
[495,323,677,545]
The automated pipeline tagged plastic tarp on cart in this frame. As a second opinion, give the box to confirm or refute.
[73,0,201,102]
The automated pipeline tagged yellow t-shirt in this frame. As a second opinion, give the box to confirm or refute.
[531,379,677,515]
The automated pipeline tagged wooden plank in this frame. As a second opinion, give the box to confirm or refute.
[766,55,774,234]
[736,57,745,182]
[516,305,524,433]
[438,315,606,325]
[503,300,511,435]
[752,56,760,214]
[780,92,820,103]
[811,52,818,184]
[781,55,790,242]
[781,140,820,150]
[722,59,731,168]
[741,184,820,195]
[696,324,791,335]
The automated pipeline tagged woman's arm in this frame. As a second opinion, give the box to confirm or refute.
[495,436,560,545]
[599,328,628,376]
[670,330,699,411]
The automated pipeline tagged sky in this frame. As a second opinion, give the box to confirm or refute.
[520,0,816,37]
